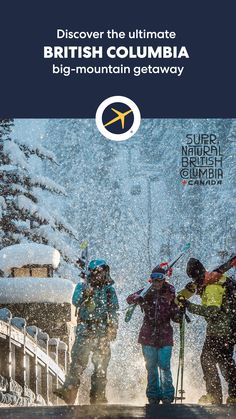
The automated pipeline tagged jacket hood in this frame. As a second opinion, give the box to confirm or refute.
[186,258,206,279]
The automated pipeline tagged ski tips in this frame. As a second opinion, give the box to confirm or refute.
[183,243,191,251]
[125,304,137,323]
[80,240,88,250]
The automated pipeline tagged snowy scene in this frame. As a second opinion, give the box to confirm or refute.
[0,118,235,410]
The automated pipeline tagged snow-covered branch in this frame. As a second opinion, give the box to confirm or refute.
[2,140,29,169]
[14,138,59,165]
[29,175,66,195]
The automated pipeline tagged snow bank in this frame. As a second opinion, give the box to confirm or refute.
[0,277,75,304]
[0,243,60,273]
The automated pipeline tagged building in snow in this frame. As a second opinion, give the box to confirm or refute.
[0,243,76,350]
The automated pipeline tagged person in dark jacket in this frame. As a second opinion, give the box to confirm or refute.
[127,265,180,405]
[177,258,236,405]
[54,259,119,405]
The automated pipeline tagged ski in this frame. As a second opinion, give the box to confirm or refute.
[168,242,191,270]
[125,242,191,322]
[214,253,236,274]
[77,240,89,278]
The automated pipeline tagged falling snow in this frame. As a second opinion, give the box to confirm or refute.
[0,118,235,404]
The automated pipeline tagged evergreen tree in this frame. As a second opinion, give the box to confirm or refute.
[0,119,79,266]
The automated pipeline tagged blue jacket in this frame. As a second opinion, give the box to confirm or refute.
[72,278,119,329]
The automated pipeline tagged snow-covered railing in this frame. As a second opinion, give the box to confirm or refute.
[0,308,67,406]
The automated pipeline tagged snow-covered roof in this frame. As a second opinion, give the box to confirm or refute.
[0,277,75,304]
[0,243,60,273]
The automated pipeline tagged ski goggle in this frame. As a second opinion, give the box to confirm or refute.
[150,272,166,281]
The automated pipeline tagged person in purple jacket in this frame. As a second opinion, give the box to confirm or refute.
[126,265,180,405]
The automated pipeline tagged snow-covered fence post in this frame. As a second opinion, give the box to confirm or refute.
[58,341,68,374]
[48,338,60,405]
[0,308,12,386]
[11,317,26,393]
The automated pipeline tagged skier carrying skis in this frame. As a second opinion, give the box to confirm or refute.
[177,256,236,405]
[126,264,181,405]
[54,259,119,405]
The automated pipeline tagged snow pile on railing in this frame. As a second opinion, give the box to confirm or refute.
[0,243,60,273]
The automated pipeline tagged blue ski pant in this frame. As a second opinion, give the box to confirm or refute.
[142,345,174,401]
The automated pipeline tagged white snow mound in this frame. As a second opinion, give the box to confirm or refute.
[0,243,60,273]
[0,277,75,304]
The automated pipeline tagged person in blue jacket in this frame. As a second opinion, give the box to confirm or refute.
[54,259,119,405]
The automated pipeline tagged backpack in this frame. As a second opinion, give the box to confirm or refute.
[222,277,236,338]
[222,277,236,306]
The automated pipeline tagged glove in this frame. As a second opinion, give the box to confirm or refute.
[176,295,190,310]
[133,295,144,304]
[83,287,94,299]
[185,282,196,293]
[83,287,96,313]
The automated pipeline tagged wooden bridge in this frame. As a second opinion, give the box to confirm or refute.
[0,307,67,406]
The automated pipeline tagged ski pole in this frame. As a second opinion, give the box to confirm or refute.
[175,311,190,403]
[180,316,185,403]
[175,316,182,403]
[175,315,185,403]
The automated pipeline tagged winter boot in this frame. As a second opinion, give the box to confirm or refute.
[90,394,108,405]
[162,398,173,405]
[148,398,160,405]
[226,396,236,405]
[198,394,222,405]
[53,385,78,405]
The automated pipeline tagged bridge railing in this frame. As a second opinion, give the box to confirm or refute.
[0,308,67,406]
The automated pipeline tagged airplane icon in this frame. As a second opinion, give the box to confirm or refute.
[104,108,133,129]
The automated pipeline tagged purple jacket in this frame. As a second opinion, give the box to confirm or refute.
[127,282,180,348]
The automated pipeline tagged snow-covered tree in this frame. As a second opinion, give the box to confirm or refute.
[0,119,79,266]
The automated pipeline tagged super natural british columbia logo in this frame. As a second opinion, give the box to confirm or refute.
[180,134,223,186]
[96,96,141,141]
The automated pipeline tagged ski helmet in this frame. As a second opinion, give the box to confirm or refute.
[186,258,206,279]
[88,259,107,271]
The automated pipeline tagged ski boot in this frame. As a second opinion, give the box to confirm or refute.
[53,385,78,405]
[198,394,222,405]
[226,396,236,405]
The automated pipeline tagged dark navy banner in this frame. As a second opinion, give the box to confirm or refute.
[0,0,236,118]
